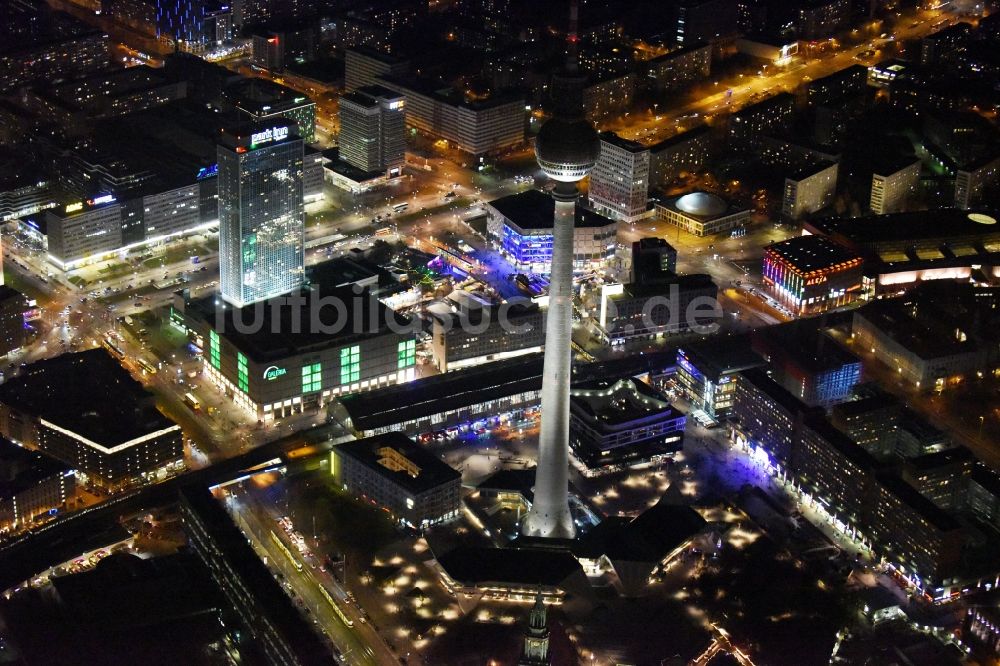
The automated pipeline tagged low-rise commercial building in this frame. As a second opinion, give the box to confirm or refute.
[486,189,617,274]
[654,191,751,237]
[569,378,685,470]
[335,354,545,438]
[763,235,863,315]
[676,339,764,423]
[430,297,544,372]
[334,352,679,439]
[174,285,417,421]
[751,320,862,407]
[0,349,184,492]
[850,284,1000,391]
[330,432,461,528]
[597,274,719,346]
[804,209,1000,299]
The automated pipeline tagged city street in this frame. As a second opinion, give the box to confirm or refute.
[221,482,401,666]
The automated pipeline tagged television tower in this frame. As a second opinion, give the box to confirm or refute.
[522,0,600,539]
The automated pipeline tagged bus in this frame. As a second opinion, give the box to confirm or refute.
[182,392,202,412]
[270,531,304,572]
[392,202,409,213]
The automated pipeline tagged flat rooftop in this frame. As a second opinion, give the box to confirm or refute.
[570,378,680,428]
[804,414,882,474]
[649,124,710,153]
[765,235,862,274]
[806,209,1000,249]
[832,391,900,418]
[0,349,178,448]
[340,354,545,431]
[876,473,961,532]
[487,189,616,230]
[340,351,681,432]
[753,319,862,374]
[323,157,385,183]
[739,367,813,417]
[599,131,646,153]
[377,74,523,110]
[225,77,313,113]
[333,432,460,495]
[678,336,765,382]
[854,285,1000,360]
[574,499,706,563]
[184,285,411,363]
[436,545,584,587]
[622,272,716,298]
[0,438,71,500]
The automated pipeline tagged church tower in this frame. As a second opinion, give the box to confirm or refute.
[519,590,551,665]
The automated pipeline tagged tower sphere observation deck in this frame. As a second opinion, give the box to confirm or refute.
[534,115,601,184]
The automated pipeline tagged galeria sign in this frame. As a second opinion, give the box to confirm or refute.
[264,365,287,380]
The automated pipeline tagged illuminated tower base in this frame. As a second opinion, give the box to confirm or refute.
[522,181,578,540]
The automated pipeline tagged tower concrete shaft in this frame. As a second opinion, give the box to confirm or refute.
[523,182,578,539]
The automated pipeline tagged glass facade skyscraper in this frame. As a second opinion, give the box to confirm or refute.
[217,121,305,307]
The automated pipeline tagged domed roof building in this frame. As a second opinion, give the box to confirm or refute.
[655,190,752,237]
[675,192,728,218]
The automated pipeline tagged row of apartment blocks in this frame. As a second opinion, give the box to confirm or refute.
[345,45,525,156]
[23,148,324,272]
[734,367,1000,596]
[342,45,716,161]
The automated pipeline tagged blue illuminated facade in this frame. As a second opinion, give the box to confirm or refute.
[157,0,230,46]
[501,224,553,274]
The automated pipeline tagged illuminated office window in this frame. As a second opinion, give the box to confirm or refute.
[340,346,360,384]
[302,362,322,393]
[209,330,221,369]
[397,339,416,369]
[237,352,249,393]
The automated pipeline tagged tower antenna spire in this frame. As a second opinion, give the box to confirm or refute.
[524,0,600,542]
[567,0,579,72]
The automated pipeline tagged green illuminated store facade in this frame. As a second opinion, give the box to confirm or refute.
[186,310,418,421]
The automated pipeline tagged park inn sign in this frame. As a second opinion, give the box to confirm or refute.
[263,366,287,381]
[251,126,289,147]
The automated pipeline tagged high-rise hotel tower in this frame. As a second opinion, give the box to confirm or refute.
[217,121,305,307]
